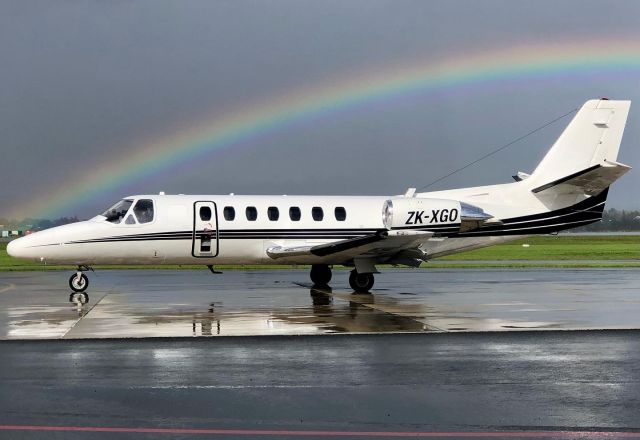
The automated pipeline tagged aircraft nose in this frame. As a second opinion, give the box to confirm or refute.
[6,238,24,258]
[6,235,41,260]
[6,228,65,262]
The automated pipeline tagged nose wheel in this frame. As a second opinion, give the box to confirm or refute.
[69,272,89,292]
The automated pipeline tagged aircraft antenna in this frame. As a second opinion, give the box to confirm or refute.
[415,107,578,192]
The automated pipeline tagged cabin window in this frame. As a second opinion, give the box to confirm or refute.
[334,207,346,221]
[312,207,324,221]
[223,206,235,221]
[133,199,154,224]
[199,206,212,221]
[246,206,258,221]
[267,206,279,221]
[289,207,301,221]
[102,199,133,224]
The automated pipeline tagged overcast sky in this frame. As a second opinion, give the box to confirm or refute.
[1,0,639,219]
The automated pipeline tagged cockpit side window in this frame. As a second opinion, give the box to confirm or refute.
[102,199,134,224]
[133,199,155,224]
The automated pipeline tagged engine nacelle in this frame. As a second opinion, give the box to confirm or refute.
[382,197,492,232]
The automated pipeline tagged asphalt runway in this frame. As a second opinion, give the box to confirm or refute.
[0,268,640,338]
[1,268,640,439]
[2,332,640,439]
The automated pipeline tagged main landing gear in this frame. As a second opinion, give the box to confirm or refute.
[348,270,374,293]
[309,264,375,293]
[310,264,332,287]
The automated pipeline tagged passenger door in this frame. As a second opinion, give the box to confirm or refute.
[192,201,218,258]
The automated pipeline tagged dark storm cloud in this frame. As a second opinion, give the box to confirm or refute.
[1,0,639,218]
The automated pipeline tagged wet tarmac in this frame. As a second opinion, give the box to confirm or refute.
[1,332,640,439]
[2,268,640,438]
[0,268,640,339]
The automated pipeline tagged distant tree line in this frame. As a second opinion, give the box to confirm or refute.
[0,217,80,232]
[575,208,640,232]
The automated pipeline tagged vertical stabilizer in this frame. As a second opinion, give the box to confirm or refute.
[529,99,631,187]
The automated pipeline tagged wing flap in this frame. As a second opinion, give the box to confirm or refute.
[310,233,387,257]
[266,230,433,261]
[266,245,314,259]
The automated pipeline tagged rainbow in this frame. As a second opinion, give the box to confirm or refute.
[11,39,640,219]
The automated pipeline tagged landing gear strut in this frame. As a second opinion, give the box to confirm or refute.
[69,266,91,304]
[310,264,332,287]
[349,270,374,293]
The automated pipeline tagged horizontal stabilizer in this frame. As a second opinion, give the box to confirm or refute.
[512,172,530,182]
[531,160,631,195]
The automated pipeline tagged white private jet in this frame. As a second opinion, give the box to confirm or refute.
[7,99,632,304]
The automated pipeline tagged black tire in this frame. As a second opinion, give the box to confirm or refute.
[69,273,89,292]
[349,270,374,292]
[310,264,332,286]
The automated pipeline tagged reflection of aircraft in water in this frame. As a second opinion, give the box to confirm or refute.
[310,288,333,306]
[192,303,220,336]
[131,289,429,336]
[276,288,429,334]
[8,100,632,304]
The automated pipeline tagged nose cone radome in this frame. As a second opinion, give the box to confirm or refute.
[6,230,56,261]
[6,237,27,259]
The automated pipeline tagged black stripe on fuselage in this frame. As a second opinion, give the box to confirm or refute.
[65,190,608,245]
[449,217,601,237]
[386,223,460,231]
[453,205,604,236]
[446,189,608,237]
[502,189,607,224]
[68,228,380,244]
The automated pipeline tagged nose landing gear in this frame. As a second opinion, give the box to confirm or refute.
[68,266,92,304]
[69,265,93,292]
[69,272,89,292]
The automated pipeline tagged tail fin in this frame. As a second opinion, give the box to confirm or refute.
[529,99,631,194]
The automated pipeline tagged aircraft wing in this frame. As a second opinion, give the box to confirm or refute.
[266,230,433,264]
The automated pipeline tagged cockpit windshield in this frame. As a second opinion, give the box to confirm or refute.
[133,199,154,224]
[102,199,134,224]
